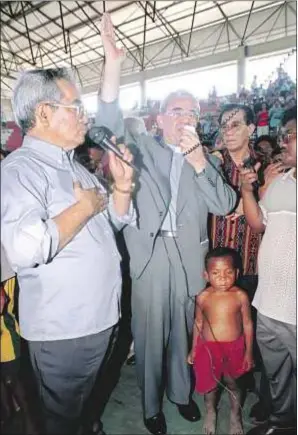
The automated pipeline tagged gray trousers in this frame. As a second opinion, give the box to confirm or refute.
[131,237,195,419]
[257,313,296,424]
[28,327,113,434]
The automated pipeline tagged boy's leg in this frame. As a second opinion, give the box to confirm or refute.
[223,376,244,435]
[203,389,217,435]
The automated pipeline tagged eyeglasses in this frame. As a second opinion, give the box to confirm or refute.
[220,121,246,133]
[45,102,87,118]
[165,109,199,120]
[278,131,297,145]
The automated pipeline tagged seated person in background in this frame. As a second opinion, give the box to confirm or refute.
[188,247,254,435]
[269,100,284,135]
[254,135,279,166]
[1,245,37,434]
[256,103,269,137]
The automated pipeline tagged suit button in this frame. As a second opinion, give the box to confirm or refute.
[150,233,154,237]
[159,212,163,217]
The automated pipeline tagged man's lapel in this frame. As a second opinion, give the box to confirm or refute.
[142,136,172,212]
[177,160,195,217]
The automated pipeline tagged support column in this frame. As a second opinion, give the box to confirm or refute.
[139,71,146,108]
[237,45,247,93]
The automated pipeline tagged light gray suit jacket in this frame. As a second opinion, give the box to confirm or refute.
[123,135,236,296]
[97,102,237,297]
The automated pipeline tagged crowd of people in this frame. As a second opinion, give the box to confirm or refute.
[0,12,296,435]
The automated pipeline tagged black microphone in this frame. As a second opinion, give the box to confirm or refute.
[242,157,260,191]
[88,126,139,173]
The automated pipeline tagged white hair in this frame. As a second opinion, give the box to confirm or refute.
[12,68,74,134]
[160,90,199,113]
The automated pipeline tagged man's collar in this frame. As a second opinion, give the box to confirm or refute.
[22,135,75,163]
[155,136,182,154]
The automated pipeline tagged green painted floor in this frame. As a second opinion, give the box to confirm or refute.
[101,363,260,435]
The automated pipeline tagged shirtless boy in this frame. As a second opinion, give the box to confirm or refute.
[188,247,254,435]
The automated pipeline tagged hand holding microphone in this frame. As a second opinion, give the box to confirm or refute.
[179,125,207,173]
[88,126,136,193]
[108,143,135,192]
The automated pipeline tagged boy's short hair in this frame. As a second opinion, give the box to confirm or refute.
[205,247,241,271]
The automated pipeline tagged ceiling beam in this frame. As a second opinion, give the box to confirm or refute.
[85,2,144,68]
[241,1,254,45]
[265,1,286,42]
[213,1,241,40]
[245,2,285,39]
[21,1,35,65]
[1,1,48,24]
[59,1,68,53]
[187,1,197,56]
[212,22,226,55]
[138,1,187,57]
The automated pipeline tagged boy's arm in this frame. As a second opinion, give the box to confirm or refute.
[239,291,254,370]
[188,293,205,364]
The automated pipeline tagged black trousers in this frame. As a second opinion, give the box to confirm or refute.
[28,327,113,435]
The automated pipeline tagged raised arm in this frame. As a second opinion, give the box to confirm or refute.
[96,13,125,137]
[100,13,125,103]
[240,164,265,233]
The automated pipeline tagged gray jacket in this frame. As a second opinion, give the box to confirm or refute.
[123,134,237,296]
[97,101,236,296]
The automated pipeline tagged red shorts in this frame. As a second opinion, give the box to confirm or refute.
[193,335,248,394]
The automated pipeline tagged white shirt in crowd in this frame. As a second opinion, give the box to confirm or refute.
[253,169,296,325]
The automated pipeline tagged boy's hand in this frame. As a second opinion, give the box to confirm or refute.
[242,351,254,372]
[187,349,195,365]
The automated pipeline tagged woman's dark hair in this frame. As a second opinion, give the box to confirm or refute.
[254,135,278,153]
[282,106,297,126]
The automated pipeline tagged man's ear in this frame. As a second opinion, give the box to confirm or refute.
[248,123,255,137]
[203,270,209,282]
[35,103,51,128]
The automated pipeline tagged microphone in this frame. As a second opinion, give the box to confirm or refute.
[88,126,139,173]
[242,157,260,191]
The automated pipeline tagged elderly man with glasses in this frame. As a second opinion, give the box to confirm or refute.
[1,14,135,435]
[94,16,237,435]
